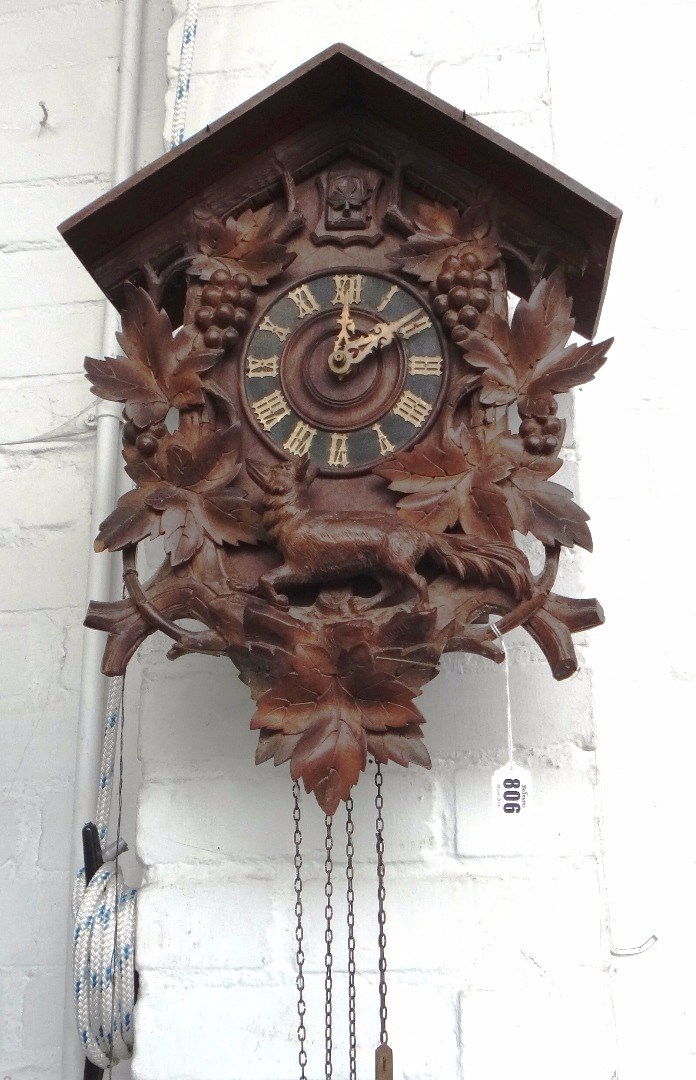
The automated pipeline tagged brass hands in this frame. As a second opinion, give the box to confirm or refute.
[328,304,419,378]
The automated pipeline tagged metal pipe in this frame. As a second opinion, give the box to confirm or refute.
[62,1,145,1074]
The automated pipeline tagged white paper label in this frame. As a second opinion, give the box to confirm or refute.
[491,762,532,816]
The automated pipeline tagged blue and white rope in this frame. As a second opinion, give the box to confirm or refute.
[72,3,200,1065]
[170,0,200,149]
[72,676,136,1068]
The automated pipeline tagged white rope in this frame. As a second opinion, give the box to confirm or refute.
[72,677,136,1068]
[170,0,200,149]
[71,4,200,1064]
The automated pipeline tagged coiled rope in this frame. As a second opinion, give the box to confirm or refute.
[71,3,200,1068]
[72,677,136,1068]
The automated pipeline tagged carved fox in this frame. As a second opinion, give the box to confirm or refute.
[246,456,531,608]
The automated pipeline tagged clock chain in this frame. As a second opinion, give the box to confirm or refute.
[374,764,393,1079]
[345,798,357,1080]
[324,815,334,1080]
[293,783,308,1080]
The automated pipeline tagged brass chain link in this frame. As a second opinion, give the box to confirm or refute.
[375,764,388,1045]
[293,783,308,1080]
[345,799,357,1080]
[324,814,334,1080]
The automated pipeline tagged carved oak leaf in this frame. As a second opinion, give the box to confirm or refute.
[84,284,222,428]
[96,422,262,565]
[191,205,296,287]
[463,269,613,416]
[389,199,500,283]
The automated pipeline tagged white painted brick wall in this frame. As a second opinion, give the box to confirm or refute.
[2,1,694,1078]
[0,2,169,1077]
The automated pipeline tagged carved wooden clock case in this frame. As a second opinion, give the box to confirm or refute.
[60,45,621,815]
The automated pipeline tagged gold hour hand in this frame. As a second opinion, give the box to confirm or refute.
[328,308,423,377]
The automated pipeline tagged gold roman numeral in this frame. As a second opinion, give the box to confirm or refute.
[377,284,398,312]
[408,355,442,376]
[252,389,291,430]
[392,390,432,428]
[259,315,291,342]
[283,421,317,456]
[246,355,279,378]
[288,284,320,319]
[400,310,432,339]
[327,432,350,468]
[372,423,395,456]
[332,275,362,306]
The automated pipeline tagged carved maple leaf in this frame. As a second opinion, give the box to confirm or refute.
[249,610,439,813]
[463,269,613,416]
[389,198,500,283]
[190,205,296,287]
[96,421,262,566]
[84,284,222,428]
[376,427,592,551]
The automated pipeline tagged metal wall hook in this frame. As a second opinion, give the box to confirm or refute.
[610,934,657,957]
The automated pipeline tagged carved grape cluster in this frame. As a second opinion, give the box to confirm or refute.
[123,418,167,458]
[519,409,562,456]
[427,252,492,343]
[194,269,257,353]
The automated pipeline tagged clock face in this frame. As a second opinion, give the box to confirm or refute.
[241,270,446,474]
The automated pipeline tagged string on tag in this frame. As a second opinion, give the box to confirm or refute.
[490,620,514,765]
[489,620,533,816]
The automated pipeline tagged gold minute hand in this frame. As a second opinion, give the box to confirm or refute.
[327,308,423,377]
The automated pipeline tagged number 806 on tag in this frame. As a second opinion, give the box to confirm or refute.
[491,765,532,816]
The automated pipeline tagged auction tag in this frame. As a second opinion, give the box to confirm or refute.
[491,762,532,816]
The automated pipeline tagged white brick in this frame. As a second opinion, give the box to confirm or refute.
[171,1,543,138]
[455,750,597,857]
[21,968,65,1051]
[0,521,90,612]
[0,442,93,530]
[134,971,458,1080]
[137,879,274,972]
[137,766,439,867]
[0,877,69,966]
[459,968,615,1079]
[0,966,26,1060]
[0,246,103,312]
[0,178,109,246]
[138,665,258,778]
[0,373,94,444]
[0,60,119,183]
[0,706,78,785]
[0,609,80,717]
[421,659,594,758]
[0,302,104,379]
[38,787,74,872]
[0,792,42,872]
[4,3,121,72]
[428,45,550,116]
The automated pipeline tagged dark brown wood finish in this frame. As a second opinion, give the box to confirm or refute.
[67,52,618,814]
[59,44,620,339]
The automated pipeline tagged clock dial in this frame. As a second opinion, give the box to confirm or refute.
[241,270,446,474]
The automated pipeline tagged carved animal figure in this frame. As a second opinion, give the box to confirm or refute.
[246,456,531,608]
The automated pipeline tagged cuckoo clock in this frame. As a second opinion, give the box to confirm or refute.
[61,44,619,816]
[61,45,619,1076]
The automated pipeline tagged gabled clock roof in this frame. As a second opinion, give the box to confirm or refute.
[59,43,620,338]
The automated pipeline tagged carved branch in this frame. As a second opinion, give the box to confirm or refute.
[122,546,230,655]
